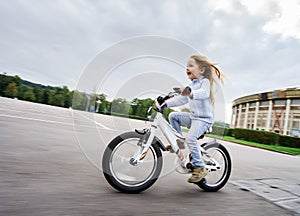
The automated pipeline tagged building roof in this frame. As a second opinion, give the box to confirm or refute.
[232,87,300,107]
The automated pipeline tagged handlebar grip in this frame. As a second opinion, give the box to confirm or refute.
[173,87,191,95]
[182,86,191,95]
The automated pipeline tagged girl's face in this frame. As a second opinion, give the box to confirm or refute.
[186,58,205,80]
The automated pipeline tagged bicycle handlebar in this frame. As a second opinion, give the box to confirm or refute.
[173,86,191,95]
[146,86,193,118]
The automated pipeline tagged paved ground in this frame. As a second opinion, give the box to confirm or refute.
[232,179,300,214]
[1,97,300,215]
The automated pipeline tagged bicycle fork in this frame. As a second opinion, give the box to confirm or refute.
[129,129,184,165]
[129,127,156,165]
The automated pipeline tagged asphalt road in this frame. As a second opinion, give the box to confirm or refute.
[0,97,299,216]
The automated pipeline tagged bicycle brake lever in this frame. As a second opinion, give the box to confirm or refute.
[173,87,181,94]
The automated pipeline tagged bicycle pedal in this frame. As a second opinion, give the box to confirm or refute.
[186,162,193,170]
[176,139,185,149]
[166,145,175,153]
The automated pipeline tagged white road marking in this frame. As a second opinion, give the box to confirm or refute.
[0,114,74,126]
[94,121,114,130]
[0,114,113,130]
[70,110,114,131]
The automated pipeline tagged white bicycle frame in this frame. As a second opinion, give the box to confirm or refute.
[129,110,180,163]
[130,107,221,173]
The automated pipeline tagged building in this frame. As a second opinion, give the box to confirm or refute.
[231,87,300,136]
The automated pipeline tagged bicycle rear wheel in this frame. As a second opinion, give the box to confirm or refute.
[196,142,231,192]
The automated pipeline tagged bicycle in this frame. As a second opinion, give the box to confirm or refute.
[102,88,232,193]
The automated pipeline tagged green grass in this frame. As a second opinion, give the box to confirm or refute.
[207,134,300,155]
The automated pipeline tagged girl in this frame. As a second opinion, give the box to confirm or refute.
[165,54,223,183]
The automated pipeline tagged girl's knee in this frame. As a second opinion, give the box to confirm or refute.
[186,135,198,145]
[168,112,178,122]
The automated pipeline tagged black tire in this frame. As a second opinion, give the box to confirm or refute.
[102,131,163,193]
[196,142,231,192]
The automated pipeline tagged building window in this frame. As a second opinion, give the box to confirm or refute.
[261,101,269,106]
[260,93,268,100]
[274,99,286,106]
[291,99,300,105]
[291,106,300,111]
[257,114,266,127]
[292,121,300,128]
[259,107,269,111]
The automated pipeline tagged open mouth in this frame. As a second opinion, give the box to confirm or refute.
[187,71,192,76]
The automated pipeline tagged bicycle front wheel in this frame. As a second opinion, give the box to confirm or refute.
[102,132,163,193]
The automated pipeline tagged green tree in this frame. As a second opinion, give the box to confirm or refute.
[65,90,73,108]
[131,98,154,118]
[130,98,140,116]
[0,74,20,96]
[111,98,130,116]
[46,86,72,108]
[43,89,50,104]
[12,75,21,86]
[33,87,46,103]
[0,73,9,96]
[62,86,72,108]
[23,88,36,102]
[96,93,109,114]
[48,89,65,107]
[4,82,18,98]
[72,90,86,110]
[17,84,30,100]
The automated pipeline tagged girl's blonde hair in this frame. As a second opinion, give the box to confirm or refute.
[190,55,223,105]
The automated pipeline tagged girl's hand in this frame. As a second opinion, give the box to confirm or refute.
[180,86,193,98]
[180,86,185,94]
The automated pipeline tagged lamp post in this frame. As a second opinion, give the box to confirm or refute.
[96,100,101,113]
[85,94,90,112]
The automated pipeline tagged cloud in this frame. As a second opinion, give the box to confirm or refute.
[0,0,299,116]
[240,0,300,39]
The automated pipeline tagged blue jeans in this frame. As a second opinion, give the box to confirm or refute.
[168,112,211,168]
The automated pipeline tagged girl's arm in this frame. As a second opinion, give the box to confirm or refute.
[165,95,188,108]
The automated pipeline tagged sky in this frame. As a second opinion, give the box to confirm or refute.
[1,0,300,123]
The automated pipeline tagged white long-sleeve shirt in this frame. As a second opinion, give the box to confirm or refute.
[166,76,213,123]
